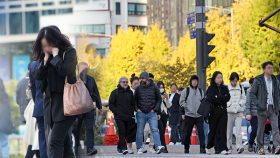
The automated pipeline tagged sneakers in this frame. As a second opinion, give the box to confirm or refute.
[200,148,206,154]
[220,150,228,155]
[156,146,165,154]
[184,148,189,154]
[128,148,134,154]
[258,148,265,155]
[228,149,232,154]
[237,147,244,154]
[248,144,253,152]
[169,142,175,145]
[206,148,211,155]
[175,142,181,145]
[148,148,156,154]
[122,150,128,155]
[87,147,98,156]
[137,148,147,155]
[274,146,280,154]
[117,148,123,154]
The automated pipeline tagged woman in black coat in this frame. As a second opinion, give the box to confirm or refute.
[32,26,77,158]
[206,71,230,155]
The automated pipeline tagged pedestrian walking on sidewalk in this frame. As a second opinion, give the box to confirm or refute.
[245,78,257,152]
[157,81,172,153]
[168,83,181,146]
[250,62,280,155]
[135,71,165,155]
[109,77,135,155]
[180,75,205,154]
[226,72,246,154]
[206,71,230,155]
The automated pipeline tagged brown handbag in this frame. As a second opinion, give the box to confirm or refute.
[62,50,95,116]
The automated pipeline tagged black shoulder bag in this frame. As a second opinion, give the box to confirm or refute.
[197,90,213,124]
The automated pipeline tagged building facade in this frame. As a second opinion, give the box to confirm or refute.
[147,0,235,47]
[0,0,147,82]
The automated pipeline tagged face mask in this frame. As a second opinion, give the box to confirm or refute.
[160,88,164,93]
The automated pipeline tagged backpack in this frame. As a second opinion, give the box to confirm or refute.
[239,85,243,95]
[185,87,203,102]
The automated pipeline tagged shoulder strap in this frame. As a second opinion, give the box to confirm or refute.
[239,85,243,95]
[185,87,190,102]
[198,88,202,98]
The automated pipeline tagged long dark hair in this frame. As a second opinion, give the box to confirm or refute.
[157,81,165,94]
[130,73,139,84]
[209,71,223,86]
[32,25,72,61]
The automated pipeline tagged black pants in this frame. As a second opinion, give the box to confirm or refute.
[207,111,228,151]
[180,118,187,143]
[184,116,205,149]
[158,113,168,149]
[127,119,137,143]
[75,112,95,151]
[25,145,40,158]
[49,118,76,158]
[214,128,220,152]
[116,119,130,150]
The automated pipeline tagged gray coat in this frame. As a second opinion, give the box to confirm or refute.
[179,87,204,118]
[245,88,257,116]
[0,78,14,134]
[16,74,30,122]
[250,74,280,116]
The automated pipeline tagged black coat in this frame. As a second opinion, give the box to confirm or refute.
[207,84,231,114]
[276,74,280,82]
[168,93,181,125]
[33,47,78,123]
[109,85,135,121]
[134,79,162,113]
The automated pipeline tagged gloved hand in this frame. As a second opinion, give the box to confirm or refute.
[246,115,252,121]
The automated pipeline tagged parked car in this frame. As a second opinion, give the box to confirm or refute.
[241,81,250,95]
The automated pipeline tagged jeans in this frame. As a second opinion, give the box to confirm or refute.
[36,117,48,158]
[136,112,161,150]
[170,124,179,144]
[249,116,258,145]
[0,132,9,158]
[203,120,209,146]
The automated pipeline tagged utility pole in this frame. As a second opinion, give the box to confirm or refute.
[195,0,206,91]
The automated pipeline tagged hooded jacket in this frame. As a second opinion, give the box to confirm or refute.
[179,75,204,118]
[250,74,280,116]
[135,79,162,113]
[109,84,135,121]
[227,83,246,113]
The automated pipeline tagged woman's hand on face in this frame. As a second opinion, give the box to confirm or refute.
[52,47,59,57]
[43,51,50,65]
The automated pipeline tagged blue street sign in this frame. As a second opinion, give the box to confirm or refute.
[187,15,195,25]
[190,31,196,39]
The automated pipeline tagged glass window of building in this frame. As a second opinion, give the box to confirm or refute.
[10,5,21,9]
[60,1,71,5]
[116,25,121,33]
[9,0,21,1]
[0,14,6,35]
[42,9,56,16]
[116,2,120,15]
[128,3,146,15]
[9,12,22,35]
[58,8,73,14]
[0,0,5,2]
[42,2,55,6]
[0,6,4,9]
[129,25,147,34]
[26,11,39,34]
[96,49,105,57]
[69,24,105,35]
[26,3,38,7]
[76,0,88,4]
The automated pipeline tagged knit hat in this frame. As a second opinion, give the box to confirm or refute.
[140,71,149,80]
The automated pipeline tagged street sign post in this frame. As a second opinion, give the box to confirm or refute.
[187,15,196,25]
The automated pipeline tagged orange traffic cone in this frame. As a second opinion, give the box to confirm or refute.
[165,124,170,145]
[103,116,119,145]
[191,126,197,145]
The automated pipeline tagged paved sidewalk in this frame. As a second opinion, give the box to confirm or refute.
[76,145,278,158]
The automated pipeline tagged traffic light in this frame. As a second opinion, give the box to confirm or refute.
[203,32,215,68]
